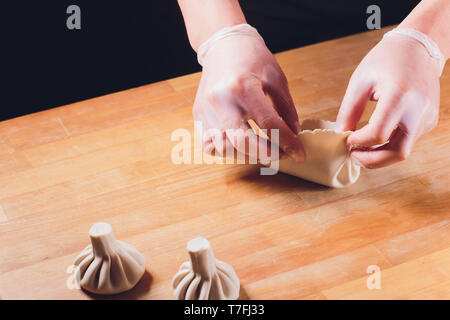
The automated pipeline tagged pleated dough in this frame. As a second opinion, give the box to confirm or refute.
[272,119,360,188]
[172,237,240,300]
[73,222,146,295]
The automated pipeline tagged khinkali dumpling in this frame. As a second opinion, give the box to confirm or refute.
[272,119,360,188]
[172,237,240,300]
[73,222,146,295]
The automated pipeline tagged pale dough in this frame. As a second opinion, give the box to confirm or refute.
[273,119,360,188]
[73,222,146,295]
[172,237,240,300]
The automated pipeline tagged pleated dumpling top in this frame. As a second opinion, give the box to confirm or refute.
[73,222,146,295]
[172,237,240,300]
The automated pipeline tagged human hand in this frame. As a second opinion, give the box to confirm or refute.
[193,25,304,163]
[337,30,442,169]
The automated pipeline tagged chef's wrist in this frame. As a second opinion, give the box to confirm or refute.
[177,0,246,52]
[197,24,264,67]
[398,0,450,60]
[383,27,445,77]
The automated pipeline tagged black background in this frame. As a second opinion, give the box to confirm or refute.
[2,1,420,121]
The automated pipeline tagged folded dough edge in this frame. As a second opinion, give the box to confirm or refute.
[273,119,360,188]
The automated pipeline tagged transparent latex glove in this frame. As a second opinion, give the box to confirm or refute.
[337,33,442,169]
[194,27,305,163]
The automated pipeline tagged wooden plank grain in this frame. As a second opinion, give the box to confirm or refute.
[0,26,449,299]
[245,245,392,299]
[0,205,7,223]
[375,221,450,266]
[322,248,450,299]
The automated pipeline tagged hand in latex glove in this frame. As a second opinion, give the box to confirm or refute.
[194,25,304,163]
[337,32,442,168]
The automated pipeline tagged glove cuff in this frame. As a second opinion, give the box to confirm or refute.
[383,27,445,76]
[197,24,264,67]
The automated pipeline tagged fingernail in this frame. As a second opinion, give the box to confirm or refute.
[293,122,301,135]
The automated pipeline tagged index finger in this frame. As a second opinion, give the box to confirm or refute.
[336,74,373,132]
[239,82,305,162]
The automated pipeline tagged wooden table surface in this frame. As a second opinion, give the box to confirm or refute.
[0,27,449,300]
